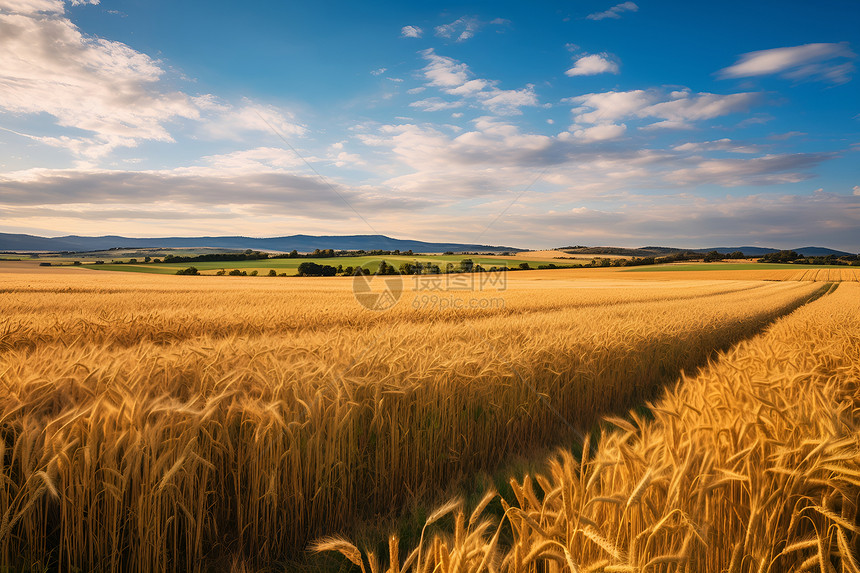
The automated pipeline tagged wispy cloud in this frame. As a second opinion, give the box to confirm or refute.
[673,138,761,154]
[409,98,463,112]
[400,25,422,38]
[565,53,620,76]
[718,42,856,84]
[0,127,120,161]
[586,2,638,21]
[665,152,835,186]
[435,16,481,42]
[433,15,507,42]
[564,123,627,142]
[192,97,306,141]
[416,49,538,115]
[569,89,761,129]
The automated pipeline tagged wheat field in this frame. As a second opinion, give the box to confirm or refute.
[0,266,854,571]
[326,281,860,572]
[790,268,860,282]
[0,269,818,571]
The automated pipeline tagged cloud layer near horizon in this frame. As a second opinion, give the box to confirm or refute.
[2,165,856,249]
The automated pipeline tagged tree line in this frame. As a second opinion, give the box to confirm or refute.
[758,251,859,265]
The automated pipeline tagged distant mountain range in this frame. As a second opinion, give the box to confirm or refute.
[0,233,521,254]
[560,245,855,257]
[0,232,853,257]
[693,246,853,257]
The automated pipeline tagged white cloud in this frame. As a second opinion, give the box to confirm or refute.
[421,49,470,87]
[569,89,760,128]
[481,86,538,115]
[643,91,760,122]
[0,0,64,15]
[433,16,508,42]
[665,153,834,187]
[325,142,365,168]
[586,1,638,21]
[400,25,422,38]
[718,42,856,84]
[355,112,838,210]
[193,97,306,141]
[354,118,714,206]
[195,147,305,173]
[736,115,774,128]
[769,131,806,140]
[416,49,538,115]
[854,185,860,196]
[565,53,619,77]
[673,139,761,154]
[0,125,133,162]
[568,90,653,123]
[0,4,199,158]
[409,98,463,112]
[370,67,386,76]
[639,120,693,131]
[355,118,557,195]
[0,2,308,162]
[435,16,481,42]
[565,123,627,142]
[446,79,490,96]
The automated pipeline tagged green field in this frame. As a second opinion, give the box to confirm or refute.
[83,254,557,275]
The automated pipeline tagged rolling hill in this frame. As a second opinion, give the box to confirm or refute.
[0,233,521,254]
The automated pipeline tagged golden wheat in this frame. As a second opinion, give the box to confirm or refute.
[373,282,859,573]
[0,269,830,571]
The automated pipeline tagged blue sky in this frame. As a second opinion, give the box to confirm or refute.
[0,0,858,249]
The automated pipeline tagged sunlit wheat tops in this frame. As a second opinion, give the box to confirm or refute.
[0,270,826,571]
